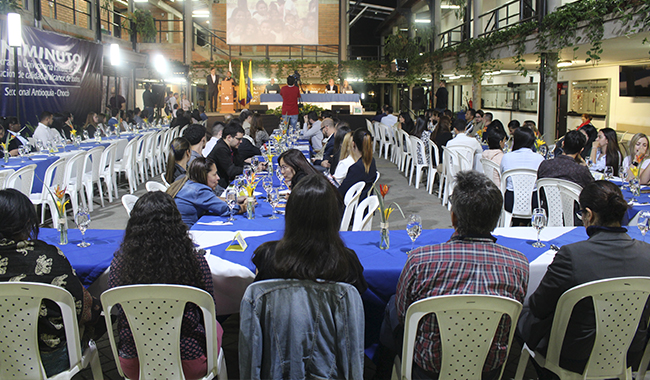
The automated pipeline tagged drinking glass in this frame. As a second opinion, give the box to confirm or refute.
[83,130,89,140]
[631,177,641,202]
[637,212,650,242]
[225,188,238,222]
[262,175,273,202]
[275,166,284,186]
[35,139,44,154]
[547,151,555,160]
[269,188,280,219]
[74,208,91,247]
[18,145,26,162]
[406,214,422,252]
[243,165,252,181]
[604,166,614,180]
[538,145,548,157]
[531,208,547,248]
[250,156,259,173]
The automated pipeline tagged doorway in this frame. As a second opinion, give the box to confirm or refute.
[556,81,568,139]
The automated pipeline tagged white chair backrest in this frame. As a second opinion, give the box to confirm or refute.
[545,277,650,379]
[410,136,428,166]
[0,282,89,378]
[557,179,582,227]
[536,178,564,227]
[99,142,118,175]
[480,158,501,188]
[428,139,440,168]
[146,181,168,192]
[161,172,170,187]
[101,284,221,380]
[447,145,475,168]
[121,194,138,216]
[179,124,189,136]
[113,138,128,161]
[63,151,86,185]
[83,146,105,182]
[351,195,379,231]
[373,171,381,188]
[5,164,36,197]
[41,157,67,196]
[340,181,365,231]
[122,137,138,171]
[501,168,538,217]
[0,168,15,189]
[398,295,522,380]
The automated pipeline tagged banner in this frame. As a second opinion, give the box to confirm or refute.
[226,0,318,45]
[0,25,103,128]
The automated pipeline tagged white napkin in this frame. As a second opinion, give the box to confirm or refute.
[196,221,233,226]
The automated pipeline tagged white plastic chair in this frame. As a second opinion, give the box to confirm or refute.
[500,168,538,227]
[480,157,502,188]
[393,128,406,169]
[442,146,473,210]
[62,151,87,216]
[373,171,381,188]
[114,137,139,194]
[113,138,128,164]
[409,136,428,189]
[121,194,138,216]
[0,282,103,379]
[135,132,152,183]
[536,178,564,227]
[5,164,36,198]
[101,284,226,380]
[351,195,379,231]
[426,139,440,195]
[557,179,582,227]
[0,168,15,189]
[399,130,414,176]
[154,130,166,174]
[514,277,650,380]
[161,172,170,187]
[31,157,67,226]
[393,294,522,380]
[368,119,381,153]
[82,146,105,212]
[145,181,168,192]
[340,181,365,231]
[99,143,119,202]
[377,122,392,160]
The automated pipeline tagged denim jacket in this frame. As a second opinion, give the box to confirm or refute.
[239,279,365,380]
[174,180,234,228]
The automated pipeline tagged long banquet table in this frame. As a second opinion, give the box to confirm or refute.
[260,93,362,113]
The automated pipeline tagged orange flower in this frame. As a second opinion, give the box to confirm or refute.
[53,185,66,200]
[379,184,389,198]
[636,154,644,164]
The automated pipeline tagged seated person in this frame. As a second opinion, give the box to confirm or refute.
[301,111,323,152]
[500,127,544,213]
[623,133,650,183]
[325,79,338,93]
[375,171,529,379]
[328,122,351,174]
[481,127,507,186]
[278,149,319,189]
[165,137,192,184]
[33,111,60,145]
[589,127,621,175]
[82,112,100,139]
[537,130,594,189]
[250,114,269,148]
[107,108,119,131]
[183,124,207,164]
[312,118,336,169]
[518,181,650,377]
[332,131,355,184]
[208,122,246,189]
[265,78,281,93]
[167,157,244,228]
[337,128,377,203]
[108,191,223,380]
[340,79,353,93]
[252,173,367,294]
[0,189,104,378]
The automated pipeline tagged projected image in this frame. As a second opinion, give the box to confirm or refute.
[227,0,318,45]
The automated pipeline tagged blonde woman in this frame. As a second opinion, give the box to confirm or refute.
[333,132,355,184]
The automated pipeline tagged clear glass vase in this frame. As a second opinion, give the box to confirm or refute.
[380,222,389,250]
[246,197,255,220]
[3,149,8,163]
[58,219,68,245]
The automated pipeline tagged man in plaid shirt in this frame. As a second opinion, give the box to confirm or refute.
[379,171,529,379]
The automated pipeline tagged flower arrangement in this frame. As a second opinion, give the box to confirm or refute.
[373,184,404,249]
[243,172,260,197]
[0,133,14,162]
[631,153,644,178]
[45,185,70,244]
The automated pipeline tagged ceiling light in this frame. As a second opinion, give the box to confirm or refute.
[441,4,461,9]
[557,60,573,68]
[415,19,430,23]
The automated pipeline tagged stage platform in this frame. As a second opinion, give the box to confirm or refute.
[204,112,374,134]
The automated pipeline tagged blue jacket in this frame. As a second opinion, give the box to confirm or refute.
[239,279,365,380]
[174,180,234,228]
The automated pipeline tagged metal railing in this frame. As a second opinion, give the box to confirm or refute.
[100,8,131,41]
[46,0,92,29]
[348,45,382,61]
[479,0,536,37]
[154,19,184,44]
[439,24,465,48]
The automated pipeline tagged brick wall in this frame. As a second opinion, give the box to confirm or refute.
[43,0,92,30]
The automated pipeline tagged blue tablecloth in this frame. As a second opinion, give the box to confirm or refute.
[1,155,58,192]
[610,179,650,224]
[40,228,122,287]
[260,93,361,103]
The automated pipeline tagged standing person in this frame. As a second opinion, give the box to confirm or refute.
[589,127,621,175]
[577,113,593,129]
[337,128,376,202]
[206,67,219,112]
[108,191,224,380]
[142,83,155,118]
[434,80,448,111]
[109,87,126,111]
[280,75,301,128]
[181,94,191,112]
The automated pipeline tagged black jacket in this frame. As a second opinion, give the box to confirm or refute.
[208,138,244,188]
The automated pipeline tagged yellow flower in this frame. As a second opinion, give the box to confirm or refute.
[631,166,639,178]
[70,129,77,136]
[383,207,394,220]
[274,135,282,143]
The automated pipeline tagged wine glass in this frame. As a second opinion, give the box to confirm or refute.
[637,212,650,242]
[547,150,555,160]
[406,214,422,252]
[225,188,238,222]
[74,208,91,247]
[538,145,548,158]
[243,165,252,181]
[269,187,280,220]
[262,175,273,202]
[604,166,614,180]
[531,208,547,248]
[250,156,259,173]
[18,145,26,162]
[631,177,641,202]
[275,166,284,186]
[83,130,89,140]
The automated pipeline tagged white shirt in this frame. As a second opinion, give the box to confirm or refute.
[622,156,650,171]
[333,155,355,184]
[380,114,398,128]
[500,148,544,191]
[33,123,60,144]
[446,132,482,154]
[9,130,28,146]
[182,99,191,111]
[301,120,323,151]
[203,137,217,157]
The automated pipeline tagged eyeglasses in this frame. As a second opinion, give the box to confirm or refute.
[280,165,290,172]
[576,209,585,220]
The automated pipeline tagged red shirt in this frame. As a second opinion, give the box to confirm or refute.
[280,85,301,115]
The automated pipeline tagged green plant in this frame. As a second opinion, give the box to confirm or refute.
[319,60,338,83]
[265,103,325,116]
[0,0,21,14]
[122,9,157,43]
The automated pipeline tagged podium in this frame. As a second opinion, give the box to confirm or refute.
[220,80,235,113]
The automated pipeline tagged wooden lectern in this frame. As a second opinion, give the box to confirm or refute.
[220,80,235,113]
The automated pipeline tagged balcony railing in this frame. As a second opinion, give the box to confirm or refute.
[44,0,92,30]
[100,8,131,41]
[154,19,184,44]
[348,45,382,61]
[479,0,536,37]
[439,24,465,49]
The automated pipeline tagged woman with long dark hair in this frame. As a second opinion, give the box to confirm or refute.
[250,113,269,148]
[0,189,103,377]
[589,127,621,175]
[411,115,428,138]
[108,191,222,380]
[278,149,319,189]
[167,157,243,227]
[398,112,415,135]
[579,124,597,159]
[337,128,377,202]
[165,137,192,184]
[253,173,367,293]
[500,127,544,213]
[82,112,99,139]
[329,122,351,174]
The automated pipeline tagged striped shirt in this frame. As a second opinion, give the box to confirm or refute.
[395,234,529,374]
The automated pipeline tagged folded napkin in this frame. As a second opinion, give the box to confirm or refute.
[196,221,233,226]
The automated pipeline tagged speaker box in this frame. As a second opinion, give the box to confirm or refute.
[331,105,350,114]
[249,105,268,112]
